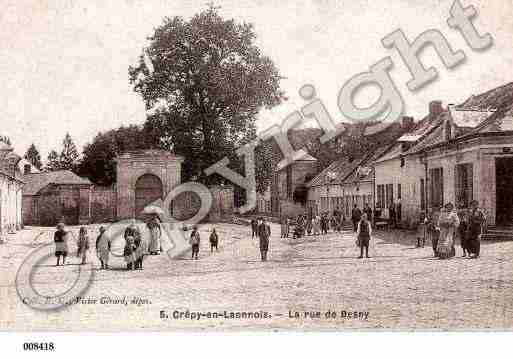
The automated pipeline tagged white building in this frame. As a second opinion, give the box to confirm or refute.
[0,142,24,235]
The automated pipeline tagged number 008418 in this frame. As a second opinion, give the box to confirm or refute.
[23,342,55,351]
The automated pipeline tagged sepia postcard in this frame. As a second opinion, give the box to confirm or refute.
[1,0,513,338]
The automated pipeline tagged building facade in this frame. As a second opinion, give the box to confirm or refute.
[0,142,23,234]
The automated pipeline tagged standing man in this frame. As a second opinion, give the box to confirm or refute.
[257,217,271,262]
[351,205,362,232]
[467,200,485,259]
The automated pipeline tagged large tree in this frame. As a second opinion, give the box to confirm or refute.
[77,125,158,185]
[24,143,43,170]
[129,6,284,185]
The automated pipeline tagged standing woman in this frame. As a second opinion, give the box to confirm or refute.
[280,217,287,238]
[356,213,372,259]
[437,203,460,259]
[76,227,90,265]
[96,226,110,270]
[54,223,69,266]
[467,200,485,259]
[427,209,440,257]
[147,216,162,255]
[457,208,470,257]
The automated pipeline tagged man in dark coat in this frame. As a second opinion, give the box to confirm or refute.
[124,221,142,269]
[257,218,271,261]
[467,200,485,258]
[351,205,362,232]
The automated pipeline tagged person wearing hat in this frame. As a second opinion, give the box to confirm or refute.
[190,226,201,260]
[96,226,111,269]
[54,223,69,266]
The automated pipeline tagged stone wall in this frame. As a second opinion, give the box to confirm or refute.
[90,185,117,223]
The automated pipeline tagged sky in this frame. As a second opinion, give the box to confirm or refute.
[1,0,512,160]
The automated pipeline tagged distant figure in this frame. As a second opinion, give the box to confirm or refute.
[209,227,219,252]
[280,217,288,238]
[96,226,110,270]
[306,215,313,235]
[147,216,162,255]
[257,218,271,261]
[124,220,141,270]
[437,203,460,260]
[76,226,90,265]
[363,203,373,224]
[54,223,69,266]
[388,202,396,229]
[427,209,440,257]
[356,213,372,259]
[467,200,485,259]
[312,215,321,236]
[457,208,470,257]
[123,236,136,270]
[190,226,201,260]
[320,213,328,235]
[351,205,362,232]
[285,217,291,238]
[251,218,258,239]
[416,212,427,248]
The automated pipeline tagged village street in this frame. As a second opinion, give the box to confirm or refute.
[1,222,513,331]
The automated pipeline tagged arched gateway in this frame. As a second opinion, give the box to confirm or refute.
[115,150,184,220]
[135,174,163,217]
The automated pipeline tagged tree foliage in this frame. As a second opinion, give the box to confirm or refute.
[0,135,11,146]
[129,6,284,186]
[24,143,43,170]
[59,133,80,171]
[76,125,158,185]
[45,150,62,172]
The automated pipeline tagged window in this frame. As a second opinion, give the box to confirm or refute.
[377,185,385,209]
[397,184,402,200]
[420,179,426,210]
[385,184,394,207]
[455,163,473,208]
[429,168,444,208]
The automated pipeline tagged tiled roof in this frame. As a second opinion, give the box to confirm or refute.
[449,108,495,128]
[458,82,513,110]
[22,170,92,196]
[307,156,364,187]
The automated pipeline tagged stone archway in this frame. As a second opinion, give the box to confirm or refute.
[134,174,163,218]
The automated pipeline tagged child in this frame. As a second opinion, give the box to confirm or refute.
[209,228,219,252]
[77,227,90,265]
[416,212,427,248]
[124,235,136,270]
[190,226,201,260]
[54,223,68,266]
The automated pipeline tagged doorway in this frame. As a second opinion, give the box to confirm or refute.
[495,157,513,226]
[135,174,163,218]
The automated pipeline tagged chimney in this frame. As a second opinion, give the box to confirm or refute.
[429,100,443,118]
[401,116,414,129]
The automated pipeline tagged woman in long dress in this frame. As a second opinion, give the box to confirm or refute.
[436,203,460,259]
[96,226,110,269]
[312,216,321,236]
[147,217,162,255]
[77,227,90,265]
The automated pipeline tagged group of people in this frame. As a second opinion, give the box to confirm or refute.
[416,200,485,259]
[53,216,164,270]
